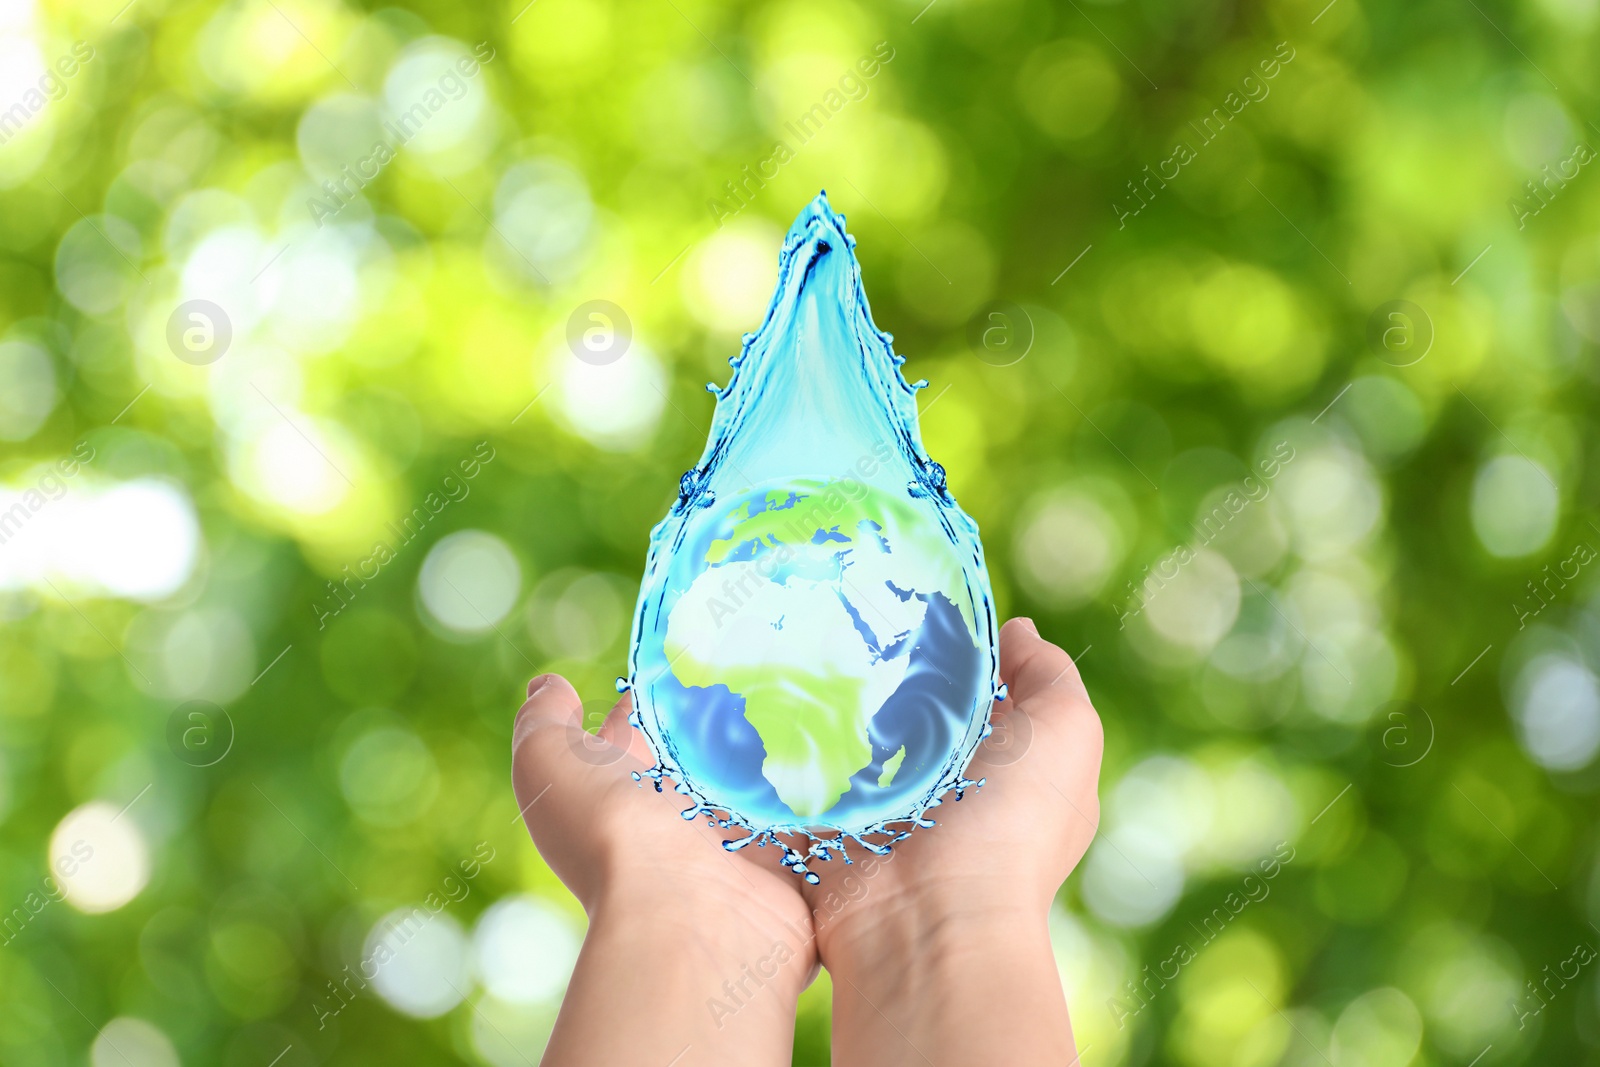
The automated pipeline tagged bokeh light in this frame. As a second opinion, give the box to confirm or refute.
[366,908,471,1018]
[90,1018,179,1067]
[3,0,1598,1062]
[471,895,581,1005]
[49,801,149,914]
[417,529,522,634]
[1472,454,1560,558]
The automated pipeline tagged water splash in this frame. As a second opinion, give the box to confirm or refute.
[626,191,1000,881]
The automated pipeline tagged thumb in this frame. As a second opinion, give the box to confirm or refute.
[998,617,1085,704]
[511,673,624,905]
[511,673,589,822]
[514,673,581,746]
[597,691,657,768]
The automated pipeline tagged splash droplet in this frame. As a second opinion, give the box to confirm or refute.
[628,192,999,876]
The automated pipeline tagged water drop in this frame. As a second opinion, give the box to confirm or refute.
[627,192,1000,879]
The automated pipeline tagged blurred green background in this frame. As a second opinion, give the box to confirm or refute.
[2,0,1599,1062]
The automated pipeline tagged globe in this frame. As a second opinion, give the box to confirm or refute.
[630,475,993,836]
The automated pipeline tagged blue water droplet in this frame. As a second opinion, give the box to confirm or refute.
[996,683,1009,701]
[615,676,630,693]
[626,191,1000,881]
[678,468,701,500]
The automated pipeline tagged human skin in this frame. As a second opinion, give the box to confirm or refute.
[801,616,1104,1066]
[512,675,819,1067]
[513,616,1102,1065]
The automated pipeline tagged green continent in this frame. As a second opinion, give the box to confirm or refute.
[665,477,972,821]
[703,478,976,642]
[672,654,872,819]
[878,745,907,788]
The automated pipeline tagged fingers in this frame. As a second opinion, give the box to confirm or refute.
[996,618,1102,776]
[598,691,657,767]
[512,675,655,809]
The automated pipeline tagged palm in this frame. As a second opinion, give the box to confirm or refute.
[596,696,816,941]
[794,618,1102,951]
[513,681,814,966]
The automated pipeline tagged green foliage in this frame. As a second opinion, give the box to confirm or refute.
[2,0,1598,1063]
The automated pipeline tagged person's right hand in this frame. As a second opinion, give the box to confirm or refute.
[799,617,1105,1065]
[513,675,818,1066]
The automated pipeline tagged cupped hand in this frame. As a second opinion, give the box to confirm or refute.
[511,674,818,980]
[513,620,1100,1066]
[800,616,1105,968]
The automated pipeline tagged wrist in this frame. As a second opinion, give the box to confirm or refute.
[544,884,815,1066]
[819,882,1076,1064]
[592,884,815,1003]
[816,875,1050,981]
